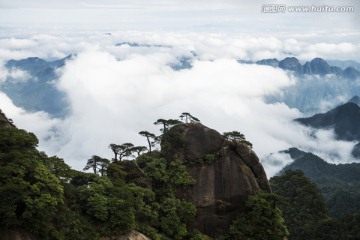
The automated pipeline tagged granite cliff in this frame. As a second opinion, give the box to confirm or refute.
[162,123,271,237]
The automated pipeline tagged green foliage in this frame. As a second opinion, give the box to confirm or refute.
[136,152,199,239]
[161,125,188,158]
[270,170,330,240]
[281,150,360,217]
[143,158,194,193]
[106,162,126,186]
[42,155,75,181]
[222,193,288,240]
[2,114,285,240]
[106,198,135,236]
[109,143,134,162]
[131,146,148,156]
[83,155,110,176]
[223,131,253,148]
[158,197,197,240]
[179,112,200,123]
[154,118,182,133]
[139,131,157,154]
[0,127,64,238]
[191,154,217,166]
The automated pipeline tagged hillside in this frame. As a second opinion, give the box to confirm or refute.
[0,110,285,240]
[279,147,360,217]
[295,101,360,158]
[1,56,71,117]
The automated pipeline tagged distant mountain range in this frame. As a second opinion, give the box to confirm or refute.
[1,55,359,119]
[256,57,360,79]
[1,56,72,118]
[115,42,171,48]
[327,59,360,72]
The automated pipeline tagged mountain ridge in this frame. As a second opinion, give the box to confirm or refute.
[295,101,360,141]
[256,57,360,79]
[1,55,72,118]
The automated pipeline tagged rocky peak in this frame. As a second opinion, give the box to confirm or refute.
[0,109,15,128]
[162,123,270,237]
[255,57,360,78]
[343,67,360,80]
[303,58,331,75]
[279,57,303,73]
[256,58,279,68]
[349,96,360,106]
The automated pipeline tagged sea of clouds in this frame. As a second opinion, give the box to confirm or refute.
[0,31,360,177]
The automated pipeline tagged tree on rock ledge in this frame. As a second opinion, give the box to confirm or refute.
[179,112,200,123]
[223,131,253,148]
[154,119,181,133]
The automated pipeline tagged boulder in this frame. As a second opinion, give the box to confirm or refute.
[163,123,271,237]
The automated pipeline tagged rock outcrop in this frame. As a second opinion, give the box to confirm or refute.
[0,109,15,128]
[162,123,271,237]
[0,229,38,240]
[100,231,150,240]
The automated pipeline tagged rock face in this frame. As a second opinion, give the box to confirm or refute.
[0,110,15,128]
[256,58,279,68]
[278,57,303,73]
[163,123,271,237]
[0,229,38,240]
[100,231,150,240]
[302,58,331,75]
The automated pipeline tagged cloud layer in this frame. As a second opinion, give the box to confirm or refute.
[51,48,295,170]
[0,31,359,177]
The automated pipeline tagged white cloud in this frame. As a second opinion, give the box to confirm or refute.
[0,62,30,83]
[299,42,359,61]
[0,31,359,176]
[48,48,296,170]
[0,93,62,150]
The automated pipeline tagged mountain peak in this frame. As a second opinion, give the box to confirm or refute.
[296,102,360,141]
[255,57,360,78]
[279,57,303,73]
[349,96,360,106]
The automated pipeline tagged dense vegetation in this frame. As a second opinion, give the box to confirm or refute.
[2,112,273,239]
[270,170,360,240]
[281,148,360,217]
[220,193,288,240]
[0,124,205,239]
[5,110,359,239]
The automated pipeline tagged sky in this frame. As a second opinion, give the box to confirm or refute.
[0,0,359,37]
[0,0,359,177]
